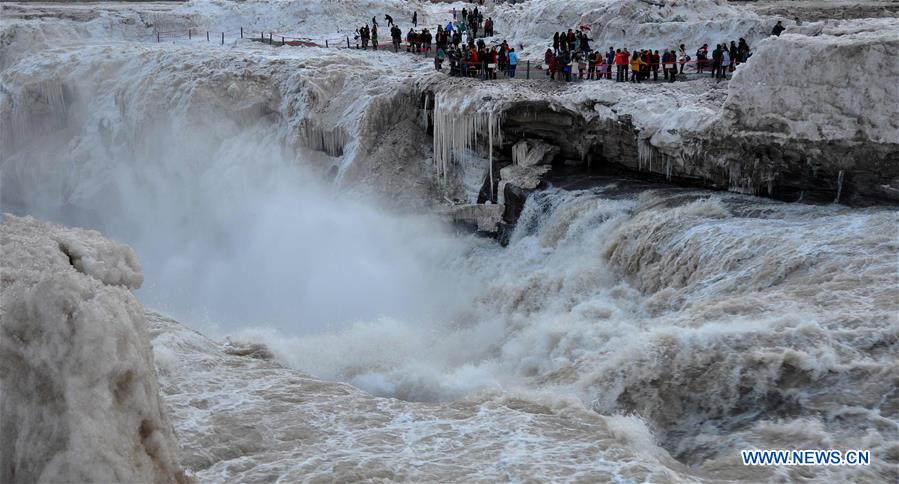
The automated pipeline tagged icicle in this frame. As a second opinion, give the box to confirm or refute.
[8,80,70,151]
[41,80,68,119]
[299,120,347,157]
[419,91,430,129]
[637,138,655,172]
[488,111,494,200]
[834,170,845,203]
[512,141,528,166]
[431,91,504,186]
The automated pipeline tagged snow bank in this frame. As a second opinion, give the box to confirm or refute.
[172,0,437,40]
[0,215,186,483]
[492,0,768,58]
[0,2,180,69]
[721,18,899,144]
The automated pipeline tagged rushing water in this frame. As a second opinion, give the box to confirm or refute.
[3,12,898,481]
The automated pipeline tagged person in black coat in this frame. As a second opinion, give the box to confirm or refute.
[772,21,785,36]
[605,47,614,79]
[711,44,722,78]
[737,38,750,62]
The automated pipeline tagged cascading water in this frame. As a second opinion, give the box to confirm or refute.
[267,180,898,481]
[8,57,898,483]
[0,41,475,336]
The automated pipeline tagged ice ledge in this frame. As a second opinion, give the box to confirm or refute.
[3,214,143,289]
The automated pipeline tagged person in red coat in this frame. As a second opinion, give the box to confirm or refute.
[545,49,557,80]
[613,49,627,82]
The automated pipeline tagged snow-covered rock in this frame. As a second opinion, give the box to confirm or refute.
[512,138,559,166]
[500,163,552,190]
[0,215,186,484]
[439,203,504,232]
[493,0,768,58]
[721,18,899,145]
[419,12,899,203]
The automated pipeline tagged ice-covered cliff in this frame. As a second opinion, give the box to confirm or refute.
[418,15,899,206]
[0,215,186,483]
[723,19,899,146]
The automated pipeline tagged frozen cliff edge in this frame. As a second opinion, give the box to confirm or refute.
[419,17,899,212]
[723,20,899,145]
[718,19,899,201]
[0,215,187,483]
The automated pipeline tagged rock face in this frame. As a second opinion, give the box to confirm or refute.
[0,215,186,484]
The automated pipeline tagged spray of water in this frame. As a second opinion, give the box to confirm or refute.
[1,65,478,337]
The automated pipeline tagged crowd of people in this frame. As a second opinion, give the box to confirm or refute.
[542,30,752,83]
[355,7,511,77]
[443,39,519,78]
[354,10,762,84]
[355,6,494,54]
[452,6,493,38]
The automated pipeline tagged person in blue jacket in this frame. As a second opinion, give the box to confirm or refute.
[508,48,519,78]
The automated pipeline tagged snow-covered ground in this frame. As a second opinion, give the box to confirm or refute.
[492,0,769,58]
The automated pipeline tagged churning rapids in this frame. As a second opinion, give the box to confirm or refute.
[2,1,898,482]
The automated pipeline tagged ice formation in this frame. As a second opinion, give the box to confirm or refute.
[511,139,559,167]
[431,89,504,188]
[0,215,186,483]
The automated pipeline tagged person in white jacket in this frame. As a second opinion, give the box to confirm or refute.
[720,47,731,79]
[678,44,688,74]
